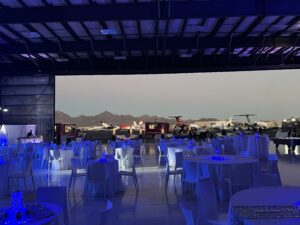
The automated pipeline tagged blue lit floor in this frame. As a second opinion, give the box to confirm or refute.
[0,142,299,225]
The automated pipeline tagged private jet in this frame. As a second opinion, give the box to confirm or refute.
[84,122,119,131]
[210,117,238,130]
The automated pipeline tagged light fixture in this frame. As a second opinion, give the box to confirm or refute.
[114,56,126,60]
[0,107,8,112]
[22,31,40,38]
[100,28,117,35]
[180,53,193,58]
[55,58,69,62]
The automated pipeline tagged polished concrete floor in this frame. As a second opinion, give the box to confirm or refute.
[1,141,300,225]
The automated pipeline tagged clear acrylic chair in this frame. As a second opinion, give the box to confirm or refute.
[197,178,228,225]
[157,145,167,168]
[118,156,139,193]
[133,145,146,167]
[40,147,49,169]
[68,157,87,194]
[182,160,207,196]
[180,200,199,225]
[165,152,184,191]
[49,149,62,170]
[8,157,35,192]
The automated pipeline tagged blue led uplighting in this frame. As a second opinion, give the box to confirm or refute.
[0,130,8,146]
[211,155,225,161]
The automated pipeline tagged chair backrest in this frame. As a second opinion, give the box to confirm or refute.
[115,148,126,159]
[183,160,201,183]
[179,201,196,225]
[50,150,60,160]
[24,158,33,176]
[126,147,134,158]
[140,145,146,155]
[253,173,282,187]
[175,152,184,169]
[43,147,49,159]
[158,145,166,156]
[71,157,80,174]
[228,163,254,186]
[87,162,109,183]
[197,177,218,221]
[37,186,69,225]
[125,148,135,169]
[211,138,220,151]
[259,154,279,174]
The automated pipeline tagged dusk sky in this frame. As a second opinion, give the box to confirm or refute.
[56,70,299,121]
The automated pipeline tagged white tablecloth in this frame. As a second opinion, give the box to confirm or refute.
[233,135,249,155]
[86,159,123,197]
[184,155,259,200]
[230,187,300,225]
[247,135,269,160]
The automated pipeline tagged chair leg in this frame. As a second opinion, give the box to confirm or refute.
[135,175,139,192]
[73,176,76,195]
[68,176,73,193]
[165,173,169,191]
[24,178,27,191]
[41,159,44,169]
[158,156,161,168]
[31,175,35,190]
[133,176,138,193]
[104,180,107,200]
[8,177,10,194]
[173,174,176,187]
[82,176,87,197]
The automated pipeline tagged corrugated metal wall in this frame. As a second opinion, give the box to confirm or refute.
[0,74,55,141]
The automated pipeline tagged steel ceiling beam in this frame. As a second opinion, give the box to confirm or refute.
[0,36,298,55]
[1,55,300,76]
[0,0,299,23]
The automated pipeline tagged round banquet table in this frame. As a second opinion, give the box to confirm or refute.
[184,155,259,165]
[184,155,259,200]
[0,202,63,225]
[86,158,123,197]
[230,187,300,225]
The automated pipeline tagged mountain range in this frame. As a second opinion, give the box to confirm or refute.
[55,111,218,127]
